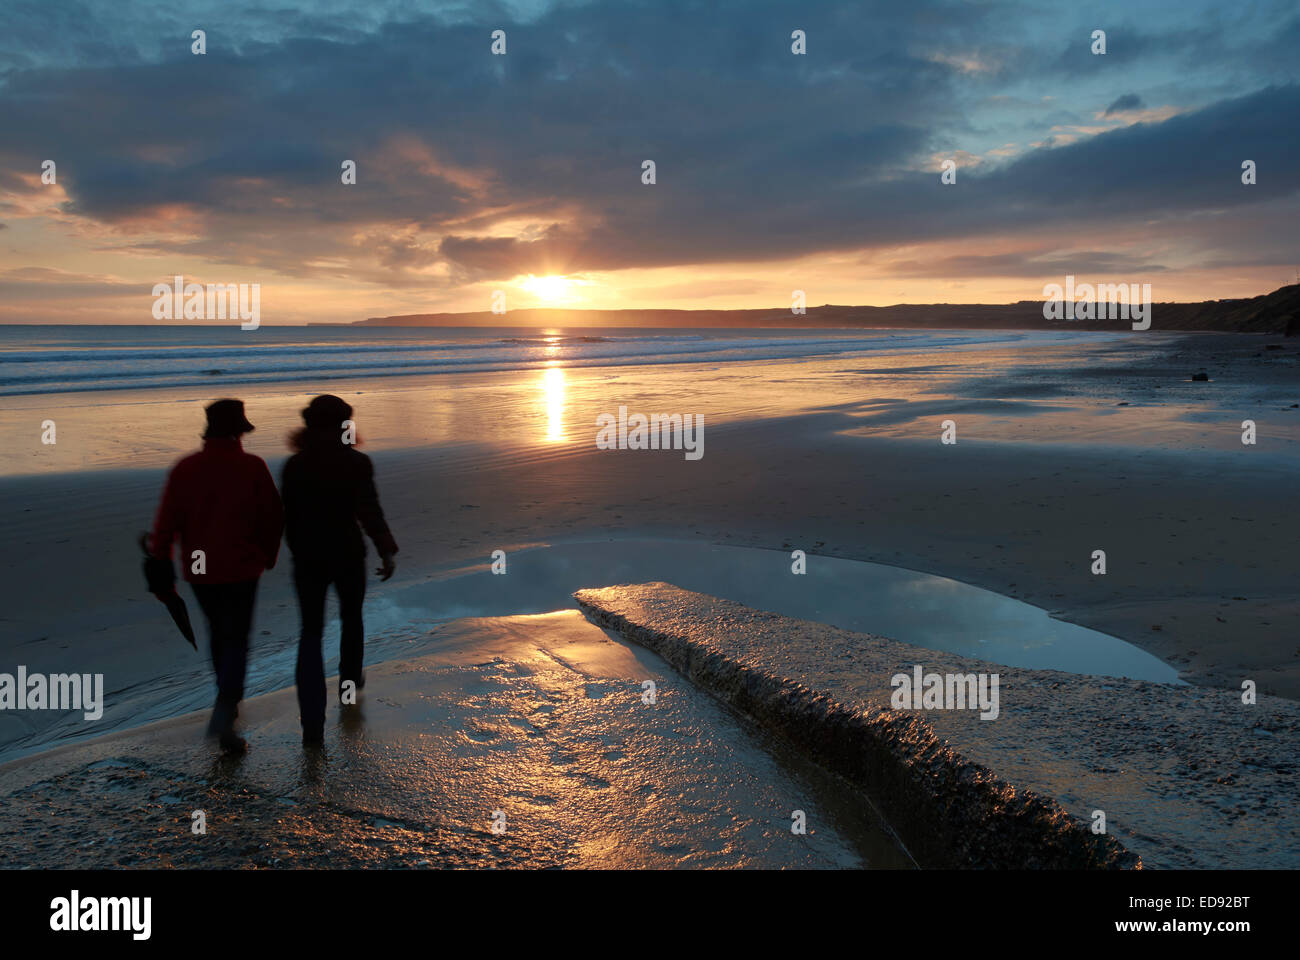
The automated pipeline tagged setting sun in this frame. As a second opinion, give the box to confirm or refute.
[519,274,574,302]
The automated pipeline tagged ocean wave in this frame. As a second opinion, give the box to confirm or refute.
[0,327,1037,396]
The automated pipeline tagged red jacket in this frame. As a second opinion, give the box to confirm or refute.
[151,437,283,584]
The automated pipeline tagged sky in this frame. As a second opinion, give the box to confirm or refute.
[0,0,1297,324]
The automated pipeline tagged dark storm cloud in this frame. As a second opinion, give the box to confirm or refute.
[0,0,1296,283]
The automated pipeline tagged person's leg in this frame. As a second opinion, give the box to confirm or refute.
[191,583,232,736]
[336,557,367,699]
[191,583,222,683]
[216,579,257,706]
[294,562,329,739]
[191,580,255,749]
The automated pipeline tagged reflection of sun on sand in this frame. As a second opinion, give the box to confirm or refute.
[0,610,905,869]
[541,365,566,443]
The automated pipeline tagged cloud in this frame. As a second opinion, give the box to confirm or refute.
[0,0,1296,298]
[1104,93,1145,115]
[0,266,142,300]
[881,251,1171,280]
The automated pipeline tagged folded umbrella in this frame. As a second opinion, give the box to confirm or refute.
[138,533,197,650]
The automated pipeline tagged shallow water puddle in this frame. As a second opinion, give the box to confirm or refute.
[370,539,1181,683]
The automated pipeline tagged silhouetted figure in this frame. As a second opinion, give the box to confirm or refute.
[150,399,283,754]
[282,395,398,745]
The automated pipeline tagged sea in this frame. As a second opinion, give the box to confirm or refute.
[0,324,1058,397]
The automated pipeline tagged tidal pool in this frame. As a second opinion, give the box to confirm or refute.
[372,539,1182,683]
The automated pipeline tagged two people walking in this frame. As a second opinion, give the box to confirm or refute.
[149,396,397,752]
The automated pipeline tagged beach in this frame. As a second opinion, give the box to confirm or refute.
[1,326,1298,867]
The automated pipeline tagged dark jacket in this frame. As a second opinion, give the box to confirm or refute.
[281,445,398,563]
[151,437,283,584]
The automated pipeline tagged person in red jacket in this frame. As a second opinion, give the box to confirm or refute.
[150,399,283,754]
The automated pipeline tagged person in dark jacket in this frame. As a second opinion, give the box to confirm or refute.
[150,398,283,754]
[281,394,398,745]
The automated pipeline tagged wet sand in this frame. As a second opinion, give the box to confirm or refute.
[0,611,908,869]
[578,583,1300,870]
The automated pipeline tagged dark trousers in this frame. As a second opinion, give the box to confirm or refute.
[294,557,366,734]
[191,578,259,707]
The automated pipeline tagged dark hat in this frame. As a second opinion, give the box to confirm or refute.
[302,394,354,430]
[204,398,255,438]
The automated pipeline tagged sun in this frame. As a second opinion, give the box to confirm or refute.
[520,274,574,302]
